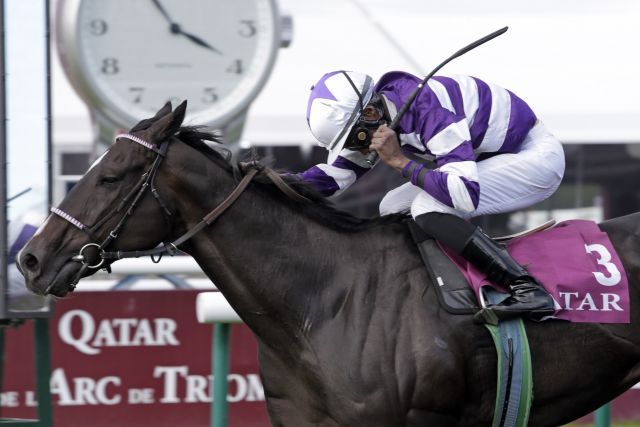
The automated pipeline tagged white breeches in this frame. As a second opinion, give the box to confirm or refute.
[378,122,566,219]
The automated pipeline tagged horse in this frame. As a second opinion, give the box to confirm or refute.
[17,101,640,426]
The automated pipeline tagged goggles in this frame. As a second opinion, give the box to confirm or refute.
[344,93,388,151]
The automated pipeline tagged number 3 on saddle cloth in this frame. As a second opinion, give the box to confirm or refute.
[410,219,630,324]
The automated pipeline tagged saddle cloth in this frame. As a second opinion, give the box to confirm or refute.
[412,219,630,323]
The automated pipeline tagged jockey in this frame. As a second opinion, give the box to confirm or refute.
[299,70,565,323]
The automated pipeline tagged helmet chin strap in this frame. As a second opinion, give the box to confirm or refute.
[341,71,365,112]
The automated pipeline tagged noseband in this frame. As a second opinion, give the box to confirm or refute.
[49,133,309,294]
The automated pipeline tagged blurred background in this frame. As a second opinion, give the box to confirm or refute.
[53,0,640,230]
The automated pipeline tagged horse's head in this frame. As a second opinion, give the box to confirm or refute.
[18,101,188,297]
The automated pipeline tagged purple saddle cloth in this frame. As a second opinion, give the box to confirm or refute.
[440,220,630,324]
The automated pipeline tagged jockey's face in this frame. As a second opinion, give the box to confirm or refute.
[362,104,382,121]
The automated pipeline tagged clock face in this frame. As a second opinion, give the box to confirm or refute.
[60,0,279,127]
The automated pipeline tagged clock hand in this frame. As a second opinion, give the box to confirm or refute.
[151,0,223,55]
[151,0,173,24]
[174,25,224,54]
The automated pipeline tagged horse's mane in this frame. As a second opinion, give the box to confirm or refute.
[174,126,408,231]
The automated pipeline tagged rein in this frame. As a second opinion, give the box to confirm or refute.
[49,133,310,293]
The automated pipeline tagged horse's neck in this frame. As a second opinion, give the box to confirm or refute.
[179,180,371,342]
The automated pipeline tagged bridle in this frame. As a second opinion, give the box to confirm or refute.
[48,133,310,294]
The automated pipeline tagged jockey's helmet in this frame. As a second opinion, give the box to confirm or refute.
[306,70,375,162]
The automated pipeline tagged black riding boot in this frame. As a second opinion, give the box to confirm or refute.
[414,213,555,324]
[461,228,555,324]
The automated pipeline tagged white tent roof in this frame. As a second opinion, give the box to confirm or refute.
[53,0,640,147]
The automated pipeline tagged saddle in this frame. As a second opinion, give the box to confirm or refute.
[408,219,556,314]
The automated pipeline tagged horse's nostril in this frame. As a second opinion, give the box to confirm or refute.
[22,253,39,271]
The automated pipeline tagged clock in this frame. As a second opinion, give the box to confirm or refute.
[56,0,291,147]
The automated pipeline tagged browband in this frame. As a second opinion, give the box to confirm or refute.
[116,133,158,152]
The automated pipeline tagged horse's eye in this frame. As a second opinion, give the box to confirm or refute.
[99,176,120,186]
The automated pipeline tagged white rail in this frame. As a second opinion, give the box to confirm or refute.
[85,256,212,291]
[106,256,203,275]
[92,257,241,323]
[196,292,242,324]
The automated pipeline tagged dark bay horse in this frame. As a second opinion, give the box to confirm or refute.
[17,102,640,426]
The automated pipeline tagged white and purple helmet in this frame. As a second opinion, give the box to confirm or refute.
[306,71,375,162]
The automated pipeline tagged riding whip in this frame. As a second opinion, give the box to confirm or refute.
[365,26,509,166]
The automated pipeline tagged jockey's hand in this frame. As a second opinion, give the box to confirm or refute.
[369,124,410,171]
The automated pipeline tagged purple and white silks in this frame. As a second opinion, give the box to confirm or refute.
[299,72,537,211]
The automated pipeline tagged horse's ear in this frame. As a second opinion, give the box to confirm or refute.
[173,100,187,123]
[147,100,187,142]
[153,101,173,119]
[130,102,174,133]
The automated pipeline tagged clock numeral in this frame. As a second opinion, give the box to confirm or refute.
[226,59,244,75]
[129,87,144,103]
[101,58,119,75]
[89,19,108,36]
[238,20,256,38]
[203,87,219,104]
